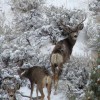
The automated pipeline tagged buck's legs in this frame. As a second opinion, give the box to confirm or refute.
[51,64,55,74]
[54,74,58,95]
[51,64,58,95]
[38,85,44,100]
[30,83,34,100]
[58,63,63,74]
[36,85,38,100]
[47,84,51,100]
[54,63,63,95]
[51,64,55,84]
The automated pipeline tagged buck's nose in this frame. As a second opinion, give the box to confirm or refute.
[74,35,77,38]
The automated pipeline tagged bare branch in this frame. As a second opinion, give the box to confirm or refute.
[16,90,41,100]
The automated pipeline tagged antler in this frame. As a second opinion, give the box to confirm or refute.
[74,15,87,32]
[57,19,73,35]
[57,15,86,35]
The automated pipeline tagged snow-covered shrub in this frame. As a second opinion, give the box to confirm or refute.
[85,20,100,49]
[44,6,86,32]
[11,0,44,12]
[89,0,100,15]
[11,0,45,34]
[63,56,89,89]
[86,0,100,51]
[0,12,6,34]
[58,56,91,99]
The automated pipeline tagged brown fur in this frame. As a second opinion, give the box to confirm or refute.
[7,88,17,100]
[3,83,20,100]
[2,77,20,100]
[50,37,75,93]
[51,18,85,93]
[18,66,52,100]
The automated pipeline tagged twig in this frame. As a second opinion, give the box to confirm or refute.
[16,91,41,100]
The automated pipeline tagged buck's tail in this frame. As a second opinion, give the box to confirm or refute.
[51,53,63,65]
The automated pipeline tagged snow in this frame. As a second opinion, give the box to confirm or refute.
[0,0,14,27]
[19,86,66,100]
[40,43,55,55]
[46,0,89,10]
[46,0,67,8]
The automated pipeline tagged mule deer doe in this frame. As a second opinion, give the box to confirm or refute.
[2,77,20,100]
[50,17,86,94]
[6,85,20,100]
[18,66,52,100]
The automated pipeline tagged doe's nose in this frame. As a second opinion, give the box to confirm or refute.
[10,95,13,97]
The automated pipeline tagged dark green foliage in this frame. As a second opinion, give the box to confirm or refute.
[83,51,100,100]
[89,54,100,100]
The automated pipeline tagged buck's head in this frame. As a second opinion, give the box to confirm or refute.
[68,23,84,41]
[57,16,86,41]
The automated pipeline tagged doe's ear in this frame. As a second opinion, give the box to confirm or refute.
[2,84,7,90]
[16,83,20,90]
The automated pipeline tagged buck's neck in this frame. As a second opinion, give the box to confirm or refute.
[65,37,76,54]
[67,37,76,47]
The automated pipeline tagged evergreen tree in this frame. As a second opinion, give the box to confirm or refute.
[84,51,100,100]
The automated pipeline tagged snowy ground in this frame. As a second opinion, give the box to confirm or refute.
[18,86,66,100]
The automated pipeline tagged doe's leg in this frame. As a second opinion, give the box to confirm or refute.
[38,85,45,100]
[47,77,52,100]
[30,83,34,100]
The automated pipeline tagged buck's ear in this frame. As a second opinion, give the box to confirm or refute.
[77,23,84,30]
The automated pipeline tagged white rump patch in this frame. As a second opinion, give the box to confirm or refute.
[51,53,63,64]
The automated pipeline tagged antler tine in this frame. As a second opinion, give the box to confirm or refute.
[57,19,73,34]
[74,14,87,31]
[59,19,71,29]
[78,14,87,26]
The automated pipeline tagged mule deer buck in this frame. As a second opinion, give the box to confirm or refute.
[50,17,86,94]
[17,66,52,100]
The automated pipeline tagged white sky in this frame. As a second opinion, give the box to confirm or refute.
[46,0,89,10]
[0,0,14,27]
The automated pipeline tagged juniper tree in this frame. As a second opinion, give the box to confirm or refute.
[83,51,100,100]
